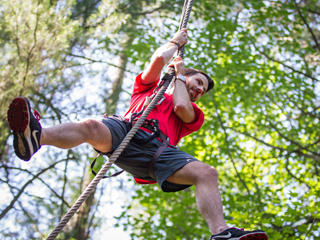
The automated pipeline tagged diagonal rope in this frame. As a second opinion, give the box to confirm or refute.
[46,1,193,239]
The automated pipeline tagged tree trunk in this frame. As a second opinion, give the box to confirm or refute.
[105,37,134,115]
[73,171,96,240]
[71,38,133,239]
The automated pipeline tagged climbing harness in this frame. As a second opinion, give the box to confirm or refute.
[46,0,194,239]
[129,116,180,182]
[90,115,178,182]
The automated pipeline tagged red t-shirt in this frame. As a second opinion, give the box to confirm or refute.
[124,73,204,146]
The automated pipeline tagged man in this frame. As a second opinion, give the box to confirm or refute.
[7,28,268,240]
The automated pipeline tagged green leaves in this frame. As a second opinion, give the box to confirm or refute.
[117,0,320,239]
[1,0,319,239]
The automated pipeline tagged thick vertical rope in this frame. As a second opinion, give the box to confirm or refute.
[178,0,194,58]
[46,1,193,239]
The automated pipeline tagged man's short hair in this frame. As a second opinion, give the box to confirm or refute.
[184,68,214,92]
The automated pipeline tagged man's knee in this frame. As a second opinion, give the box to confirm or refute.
[81,119,100,134]
[80,119,111,141]
[79,119,113,152]
[198,165,218,183]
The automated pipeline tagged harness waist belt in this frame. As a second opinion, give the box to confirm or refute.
[124,117,177,149]
[124,117,178,181]
[92,115,178,182]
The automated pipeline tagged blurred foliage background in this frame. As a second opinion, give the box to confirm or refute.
[0,0,319,239]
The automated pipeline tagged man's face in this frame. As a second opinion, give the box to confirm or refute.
[185,73,209,102]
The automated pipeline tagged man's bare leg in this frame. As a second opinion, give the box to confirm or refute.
[40,119,113,153]
[166,161,229,235]
[8,97,113,161]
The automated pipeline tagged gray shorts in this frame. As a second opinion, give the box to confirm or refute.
[101,116,199,192]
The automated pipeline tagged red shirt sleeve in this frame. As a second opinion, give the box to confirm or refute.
[133,73,159,94]
[124,73,160,118]
[182,102,204,131]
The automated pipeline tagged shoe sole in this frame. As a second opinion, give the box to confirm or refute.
[7,97,33,161]
[239,232,268,240]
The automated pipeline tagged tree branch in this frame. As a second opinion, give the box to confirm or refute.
[71,0,101,19]
[229,127,284,151]
[0,158,70,220]
[174,223,192,240]
[2,164,72,207]
[306,217,318,238]
[294,0,320,52]
[292,149,320,162]
[228,126,320,162]
[282,92,320,120]
[257,49,319,82]
[307,8,320,16]
[32,62,104,77]
[130,5,169,17]
[18,200,44,238]
[266,119,320,157]
[210,94,251,195]
[285,157,311,189]
[60,153,70,218]
[69,53,139,75]
[21,0,41,94]
[250,146,264,211]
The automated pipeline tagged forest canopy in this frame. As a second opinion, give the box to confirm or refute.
[0,0,319,239]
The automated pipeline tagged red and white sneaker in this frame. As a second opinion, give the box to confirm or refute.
[7,97,42,161]
[210,227,268,240]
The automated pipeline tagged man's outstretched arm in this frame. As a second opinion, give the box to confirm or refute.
[141,28,188,85]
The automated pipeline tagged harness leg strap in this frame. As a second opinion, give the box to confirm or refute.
[148,142,167,181]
